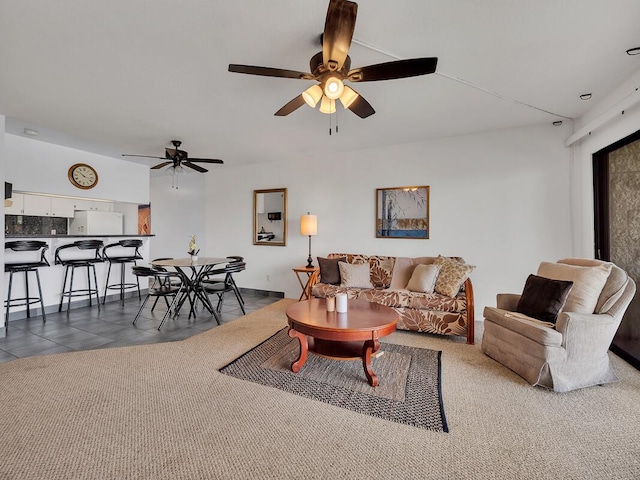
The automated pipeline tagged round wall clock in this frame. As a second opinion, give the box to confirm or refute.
[68,163,99,189]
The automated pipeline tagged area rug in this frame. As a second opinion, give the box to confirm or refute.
[220,328,448,431]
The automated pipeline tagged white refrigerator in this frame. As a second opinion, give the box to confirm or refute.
[69,211,124,235]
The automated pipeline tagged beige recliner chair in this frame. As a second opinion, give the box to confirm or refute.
[481,258,635,392]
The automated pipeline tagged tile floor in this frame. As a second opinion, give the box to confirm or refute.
[0,291,282,364]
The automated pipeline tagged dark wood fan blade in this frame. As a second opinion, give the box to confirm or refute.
[188,158,224,164]
[322,0,357,71]
[274,95,306,116]
[183,162,208,173]
[165,148,178,158]
[228,64,313,80]
[346,92,375,118]
[121,154,165,159]
[348,57,438,82]
[150,161,173,170]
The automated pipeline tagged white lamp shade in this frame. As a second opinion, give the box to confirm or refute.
[319,96,336,114]
[323,76,345,100]
[300,214,317,236]
[339,85,359,109]
[302,85,323,108]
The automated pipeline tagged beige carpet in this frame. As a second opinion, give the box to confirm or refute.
[1,299,639,479]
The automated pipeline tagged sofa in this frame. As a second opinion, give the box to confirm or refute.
[481,258,636,392]
[310,253,475,344]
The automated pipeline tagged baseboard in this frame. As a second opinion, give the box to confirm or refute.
[238,287,284,298]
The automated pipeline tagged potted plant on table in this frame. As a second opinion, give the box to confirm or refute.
[188,235,200,262]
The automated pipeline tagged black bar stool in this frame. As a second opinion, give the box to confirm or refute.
[102,239,143,304]
[55,240,104,314]
[4,241,50,334]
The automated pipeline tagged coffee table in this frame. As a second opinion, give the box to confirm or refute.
[285,298,398,387]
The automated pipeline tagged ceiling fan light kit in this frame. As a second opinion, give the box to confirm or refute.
[323,76,345,99]
[228,0,438,121]
[303,85,323,107]
[339,85,359,109]
[319,96,336,114]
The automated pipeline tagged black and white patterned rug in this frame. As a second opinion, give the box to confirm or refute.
[220,328,448,431]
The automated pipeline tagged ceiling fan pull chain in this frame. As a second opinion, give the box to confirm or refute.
[329,105,332,136]
[335,100,339,134]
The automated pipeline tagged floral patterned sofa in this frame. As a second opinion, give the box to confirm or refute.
[310,253,475,344]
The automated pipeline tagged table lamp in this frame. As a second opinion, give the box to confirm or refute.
[300,212,318,268]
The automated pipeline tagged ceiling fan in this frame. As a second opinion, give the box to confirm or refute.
[121,140,224,173]
[228,0,438,119]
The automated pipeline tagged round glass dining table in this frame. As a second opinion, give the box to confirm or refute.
[150,257,232,321]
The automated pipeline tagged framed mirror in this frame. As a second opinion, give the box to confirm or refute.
[254,188,287,246]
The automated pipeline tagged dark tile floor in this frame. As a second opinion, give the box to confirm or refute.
[0,291,281,364]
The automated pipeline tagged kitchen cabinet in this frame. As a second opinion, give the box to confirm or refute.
[92,201,113,212]
[23,194,51,216]
[5,193,24,214]
[5,193,115,217]
[22,194,75,218]
[72,199,113,212]
[50,197,75,217]
[71,199,93,211]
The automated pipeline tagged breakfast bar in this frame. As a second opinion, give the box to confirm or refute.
[4,234,153,322]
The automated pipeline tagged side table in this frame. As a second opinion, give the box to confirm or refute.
[292,266,320,301]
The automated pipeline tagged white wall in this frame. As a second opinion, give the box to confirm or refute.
[6,134,149,203]
[203,122,574,315]
[569,68,640,257]
[149,172,207,260]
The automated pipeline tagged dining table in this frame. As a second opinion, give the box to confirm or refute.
[150,257,232,322]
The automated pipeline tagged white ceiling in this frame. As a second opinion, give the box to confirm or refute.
[1,0,640,169]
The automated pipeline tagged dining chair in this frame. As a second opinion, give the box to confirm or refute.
[200,260,247,320]
[201,256,245,302]
[131,266,184,330]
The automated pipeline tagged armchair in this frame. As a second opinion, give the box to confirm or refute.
[481,258,636,392]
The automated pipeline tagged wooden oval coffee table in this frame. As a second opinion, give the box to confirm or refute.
[285,298,398,387]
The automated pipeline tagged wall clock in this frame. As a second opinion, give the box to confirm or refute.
[68,163,99,190]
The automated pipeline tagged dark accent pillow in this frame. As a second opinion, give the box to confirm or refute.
[516,274,574,324]
[317,256,347,285]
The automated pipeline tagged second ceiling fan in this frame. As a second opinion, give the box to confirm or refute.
[122,140,224,173]
[228,0,438,119]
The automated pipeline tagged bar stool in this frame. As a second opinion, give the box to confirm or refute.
[4,241,50,333]
[102,239,143,304]
[55,240,104,314]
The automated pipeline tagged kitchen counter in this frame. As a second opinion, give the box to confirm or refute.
[4,234,153,323]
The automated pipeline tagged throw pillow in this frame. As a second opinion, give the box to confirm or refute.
[536,262,612,314]
[405,264,441,293]
[317,256,346,285]
[433,256,476,298]
[516,274,574,324]
[339,262,373,289]
[369,256,396,288]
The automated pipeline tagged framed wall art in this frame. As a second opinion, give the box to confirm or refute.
[376,186,429,239]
